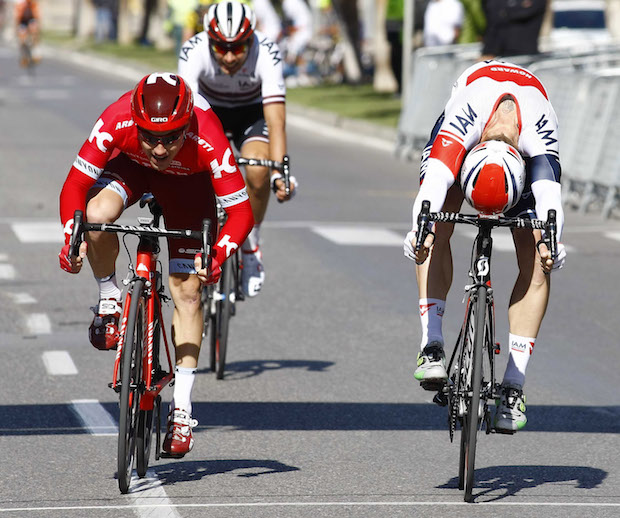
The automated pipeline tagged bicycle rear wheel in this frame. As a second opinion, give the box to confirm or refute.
[211,258,234,379]
[118,278,146,494]
[462,286,488,502]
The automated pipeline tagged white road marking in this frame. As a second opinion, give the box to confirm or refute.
[33,90,70,100]
[70,399,118,436]
[0,253,8,261]
[128,471,182,518]
[11,221,63,243]
[0,264,16,279]
[6,292,37,304]
[2,500,620,512]
[25,313,51,334]
[42,351,78,376]
[605,231,620,242]
[312,225,404,246]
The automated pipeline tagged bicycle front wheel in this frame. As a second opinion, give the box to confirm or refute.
[136,298,161,477]
[118,278,146,494]
[462,285,488,502]
[211,258,233,379]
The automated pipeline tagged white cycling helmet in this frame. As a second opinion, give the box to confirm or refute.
[460,140,526,215]
[205,1,256,45]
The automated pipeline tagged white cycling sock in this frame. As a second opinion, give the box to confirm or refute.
[419,298,445,349]
[172,366,197,415]
[502,333,535,388]
[96,273,121,301]
[242,224,261,252]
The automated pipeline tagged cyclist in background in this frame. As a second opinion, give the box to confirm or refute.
[178,0,297,298]
[58,73,253,457]
[15,0,41,65]
[403,60,567,433]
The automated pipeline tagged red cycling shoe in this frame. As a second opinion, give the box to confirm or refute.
[162,408,198,458]
[88,299,122,351]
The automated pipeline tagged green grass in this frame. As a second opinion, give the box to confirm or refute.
[286,83,401,128]
[44,31,401,128]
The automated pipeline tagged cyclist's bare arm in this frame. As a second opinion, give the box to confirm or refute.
[264,102,294,201]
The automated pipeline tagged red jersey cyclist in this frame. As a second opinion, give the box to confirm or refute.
[59,73,254,457]
[404,61,567,433]
[178,0,297,298]
[15,0,41,65]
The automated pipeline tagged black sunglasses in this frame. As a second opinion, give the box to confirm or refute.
[138,128,186,147]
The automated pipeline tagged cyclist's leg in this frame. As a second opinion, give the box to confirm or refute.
[237,118,270,296]
[85,155,148,349]
[415,184,463,342]
[504,227,550,386]
[153,169,216,401]
[413,184,463,384]
[495,227,549,431]
[85,155,147,279]
[28,19,40,61]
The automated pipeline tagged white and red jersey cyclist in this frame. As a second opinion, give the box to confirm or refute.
[178,28,285,109]
[412,60,564,238]
[59,87,253,271]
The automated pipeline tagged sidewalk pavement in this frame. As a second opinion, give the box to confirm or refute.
[41,44,399,154]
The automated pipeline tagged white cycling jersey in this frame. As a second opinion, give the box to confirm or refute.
[412,60,564,237]
[178,30,286,109]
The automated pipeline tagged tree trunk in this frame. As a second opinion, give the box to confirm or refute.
[373,0,398,93]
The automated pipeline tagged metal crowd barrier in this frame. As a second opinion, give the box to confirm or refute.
[396,42,620,219]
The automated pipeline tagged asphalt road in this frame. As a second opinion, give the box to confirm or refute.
[1,44,620,517]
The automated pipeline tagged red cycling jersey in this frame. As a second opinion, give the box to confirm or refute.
[59,92,253,264]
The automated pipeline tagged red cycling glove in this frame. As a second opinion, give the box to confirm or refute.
[194,253,221,285]
[59,244,75,273]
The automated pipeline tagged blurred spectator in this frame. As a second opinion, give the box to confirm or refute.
[423,0,464,46]
[137,0,157,45]
[253,0,282,41]
[481,0,546,59]
[167,0,198,54]
[280,0,314,78]
[92,0,114,43]
[458,0,485,43]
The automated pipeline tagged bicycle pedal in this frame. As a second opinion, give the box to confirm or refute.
[433,391,448,407]
[420,380,445,392]
[108,382,122,393]
[492,427,516,435]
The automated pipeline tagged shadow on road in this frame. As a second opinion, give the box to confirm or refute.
[438,465,608,501]
[127,459,300,489]
[2,402,620,434]
[196,359,334,379]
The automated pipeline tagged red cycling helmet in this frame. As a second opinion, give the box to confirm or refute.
[460,140,526,215]
[131,73,194,133]
[205,1,256,45]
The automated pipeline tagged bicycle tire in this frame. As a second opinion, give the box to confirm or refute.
[118,278,146,494]
[214,258,233,379]
[202,285,216,372]
[456,298,476,491]
[463,285,488,502]
[136,296,162,477]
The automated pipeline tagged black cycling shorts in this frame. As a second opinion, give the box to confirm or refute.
[211,103,269,151]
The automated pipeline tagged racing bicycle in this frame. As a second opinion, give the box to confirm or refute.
[202,155,291,380]
[69,196,211,493]
[414,200,557,502]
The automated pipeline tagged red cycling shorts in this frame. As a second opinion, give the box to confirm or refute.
[91,153,217,274]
